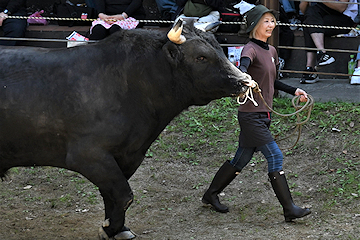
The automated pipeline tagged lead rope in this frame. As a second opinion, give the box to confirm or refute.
[236,85,258,107]
[237,82,315,150]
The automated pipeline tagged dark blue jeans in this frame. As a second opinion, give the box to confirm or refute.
[230,140,283,173]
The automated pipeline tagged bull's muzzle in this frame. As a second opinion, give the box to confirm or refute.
[238,72,257,89]
[167,19,186,44]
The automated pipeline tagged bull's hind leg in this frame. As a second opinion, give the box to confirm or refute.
[65,145,135,239]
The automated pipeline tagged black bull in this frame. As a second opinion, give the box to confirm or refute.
[0,23,251,239]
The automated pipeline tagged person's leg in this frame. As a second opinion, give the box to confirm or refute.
[304,4,335,66]
[318,14,353,66]
[301,50,318,83]
[202,146,255,213]
[268,171,311,221]
[230,146,256,171]
[169,3,179,17]
[89,24,108,40]
[310,32,336,66]
[323,14,355,37]
[109,24,121,35]
[0,18,27,46]
[302,4,323,74]
[289,1,296,10]
[155,0,178,20]
[310,32,325,52]
[257,141,283,173]
[155,0,176,14]
[310,14,353,53]
[301,4,329,83]
[280,0,296,14]
[303,24,317,69]
[306,52,317,68]
[258,141,311,222]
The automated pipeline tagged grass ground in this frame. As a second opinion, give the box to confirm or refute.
[0,96,359,239]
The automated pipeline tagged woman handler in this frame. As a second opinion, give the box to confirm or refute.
[202,5,311,222]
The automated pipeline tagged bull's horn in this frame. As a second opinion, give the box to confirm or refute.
[167,19,186,44]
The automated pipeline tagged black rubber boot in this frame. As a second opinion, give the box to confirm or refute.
[269,170,311,222]
[202,161,239,213]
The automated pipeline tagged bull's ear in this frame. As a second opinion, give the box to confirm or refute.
[162,42,182,65]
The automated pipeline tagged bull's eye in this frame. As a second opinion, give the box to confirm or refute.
[196,56,206,62]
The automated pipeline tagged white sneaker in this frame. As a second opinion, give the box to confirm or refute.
[317,51,335,66]
[350,67,360,85]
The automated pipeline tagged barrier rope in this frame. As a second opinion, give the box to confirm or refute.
[0,15,175,24]
[1,15,359,31]
[237,83,315,150]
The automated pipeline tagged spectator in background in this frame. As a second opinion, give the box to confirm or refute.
[89,0,146,40]
[299,0,358,84]
[350,44,360,84]
[155,0,180,21]
[0,0,27,46]
[280,0,301,30]
[280,0,297,16]
[279,4,295,79]
[175,0,224,32]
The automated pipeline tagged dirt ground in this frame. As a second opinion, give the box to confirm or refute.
[0,105,359,240]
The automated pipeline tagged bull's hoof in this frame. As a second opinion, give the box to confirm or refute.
[98,226,136,240]
[114,230,136,239]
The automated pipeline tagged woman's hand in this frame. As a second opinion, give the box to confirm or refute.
[295,88,308,102]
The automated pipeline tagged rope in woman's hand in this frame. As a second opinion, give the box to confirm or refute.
[237,82,315,149]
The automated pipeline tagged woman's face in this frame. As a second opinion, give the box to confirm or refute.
[254,13,276,42]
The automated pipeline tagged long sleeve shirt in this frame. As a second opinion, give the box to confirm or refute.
[238,38,296,112]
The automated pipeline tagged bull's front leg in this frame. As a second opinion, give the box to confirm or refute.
[98,187,134,240]
[65,144,135,239]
